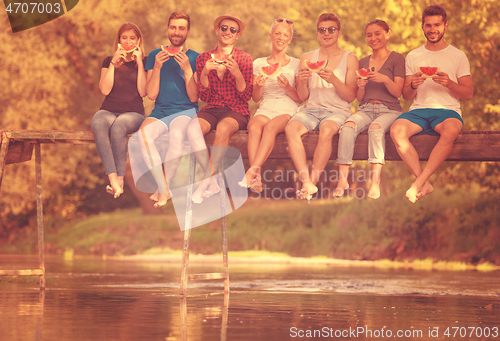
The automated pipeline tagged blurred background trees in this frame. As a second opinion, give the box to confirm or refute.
[1,0,499,236]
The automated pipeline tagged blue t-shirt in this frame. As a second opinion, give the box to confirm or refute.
[145,48,199,116]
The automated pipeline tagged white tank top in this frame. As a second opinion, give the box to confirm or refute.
[299,49,352,114]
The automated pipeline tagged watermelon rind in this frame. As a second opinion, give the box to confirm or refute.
[161,45,184,56]
[307,60,328,72]
[260,62,282,78]
[118,43,138,54]
[211,53,233,64]
[419,66,440,78]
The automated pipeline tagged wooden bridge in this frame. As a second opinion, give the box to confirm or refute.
[1,129,499,291]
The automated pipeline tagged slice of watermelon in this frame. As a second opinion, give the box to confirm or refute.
[211,53,233,64]
[260,62,281,78]
[306,60,328,72]
[356,66,375,79]
[118,43,138,54]
[161,45,184,56]
[419,66,440,78]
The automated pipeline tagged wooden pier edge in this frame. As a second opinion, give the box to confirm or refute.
[0,129,499,291]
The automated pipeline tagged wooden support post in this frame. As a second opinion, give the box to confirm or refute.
[0,132,9,189]
[35,143,46,290]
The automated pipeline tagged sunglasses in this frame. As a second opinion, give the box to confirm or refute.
[219,25,239,34]
[275,18,293,25]
[317,26,338,34]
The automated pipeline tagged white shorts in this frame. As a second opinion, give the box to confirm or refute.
[254,97,298,120]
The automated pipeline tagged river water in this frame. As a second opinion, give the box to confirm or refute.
[0,255,499,340]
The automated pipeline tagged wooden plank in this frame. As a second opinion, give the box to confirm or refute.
[1,130,499,163]
[188,273,227,280]
[0,269,44,276]
[205,130,500,162]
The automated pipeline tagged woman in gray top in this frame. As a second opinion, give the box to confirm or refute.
[335,19,405,199]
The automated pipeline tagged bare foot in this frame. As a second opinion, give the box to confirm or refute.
[406,183,420,203]
[333,182,349,198]
[367,182,380,199]
[150,192,159,202]
[106,184,123,199]
[154,191,172,208]
[192,178,211,204]
[204,177,221,198]
[239,167,259,188]
[416,181,434,200]
[296,182,318,202]
[250,177,263,193]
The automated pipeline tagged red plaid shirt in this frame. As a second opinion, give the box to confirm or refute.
[196,47,253,116]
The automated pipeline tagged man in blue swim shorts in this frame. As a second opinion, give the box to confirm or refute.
[138,11,200,207]
[390,5,473,203]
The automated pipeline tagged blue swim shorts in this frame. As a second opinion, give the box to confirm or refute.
[396,108,463,135]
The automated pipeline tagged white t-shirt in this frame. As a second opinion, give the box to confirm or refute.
[406,44,471,116]
[253,57,300,114]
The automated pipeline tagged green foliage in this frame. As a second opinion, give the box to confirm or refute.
[1,0,499,234]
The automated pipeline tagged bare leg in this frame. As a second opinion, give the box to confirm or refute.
[241,114,290,189]
[410,118,462,201]
[334,164,350,198]
[391,118,431,203]
[367,163,382,199]
[239,115,268,188]
[138,117,169,205]
[187,117,212,204]
[153,116,192,207]
[311,121,339,185]
[285,120,317,200]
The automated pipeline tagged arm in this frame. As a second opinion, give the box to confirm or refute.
[277,74,301,103]
[252,74,266,102]
[174,51,199,102]
[356,77,368,102]
[434,73,474,101]
[99,49,126,95]
[366,72,404,99]
[146,50,169,101]
[197,54,215,103]
[132,45,147,97]
[403,73,424,100]
[296,53,312,103]
[226,53,253,100]
[318,53,359,103]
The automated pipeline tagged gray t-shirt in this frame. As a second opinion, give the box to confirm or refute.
[359,51,405,111]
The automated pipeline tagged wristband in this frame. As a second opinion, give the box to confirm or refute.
[410,83,417,90]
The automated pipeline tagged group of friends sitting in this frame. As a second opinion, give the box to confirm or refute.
[91,5,473,208]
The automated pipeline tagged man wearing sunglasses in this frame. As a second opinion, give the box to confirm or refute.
[390,5,473,203]
[285,12,358,201]
[187,13,253,203]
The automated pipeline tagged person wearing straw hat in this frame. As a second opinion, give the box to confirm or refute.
[187,13,253,203]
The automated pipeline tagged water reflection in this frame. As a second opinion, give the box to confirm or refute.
[36,290,44,341]
[180,293,229,341]
[0,256,499,340]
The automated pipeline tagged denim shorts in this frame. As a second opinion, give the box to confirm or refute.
[289,107,350,132]
[396,108,463,136]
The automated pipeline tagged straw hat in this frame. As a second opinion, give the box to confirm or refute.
[213,13,245,35]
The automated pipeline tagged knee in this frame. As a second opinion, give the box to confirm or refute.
[369,123,381,130]
[368,123,383,137]
[390,122,407,141]
[284,121,301,138]
[318,124,339,141]
[247,121,264,136]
